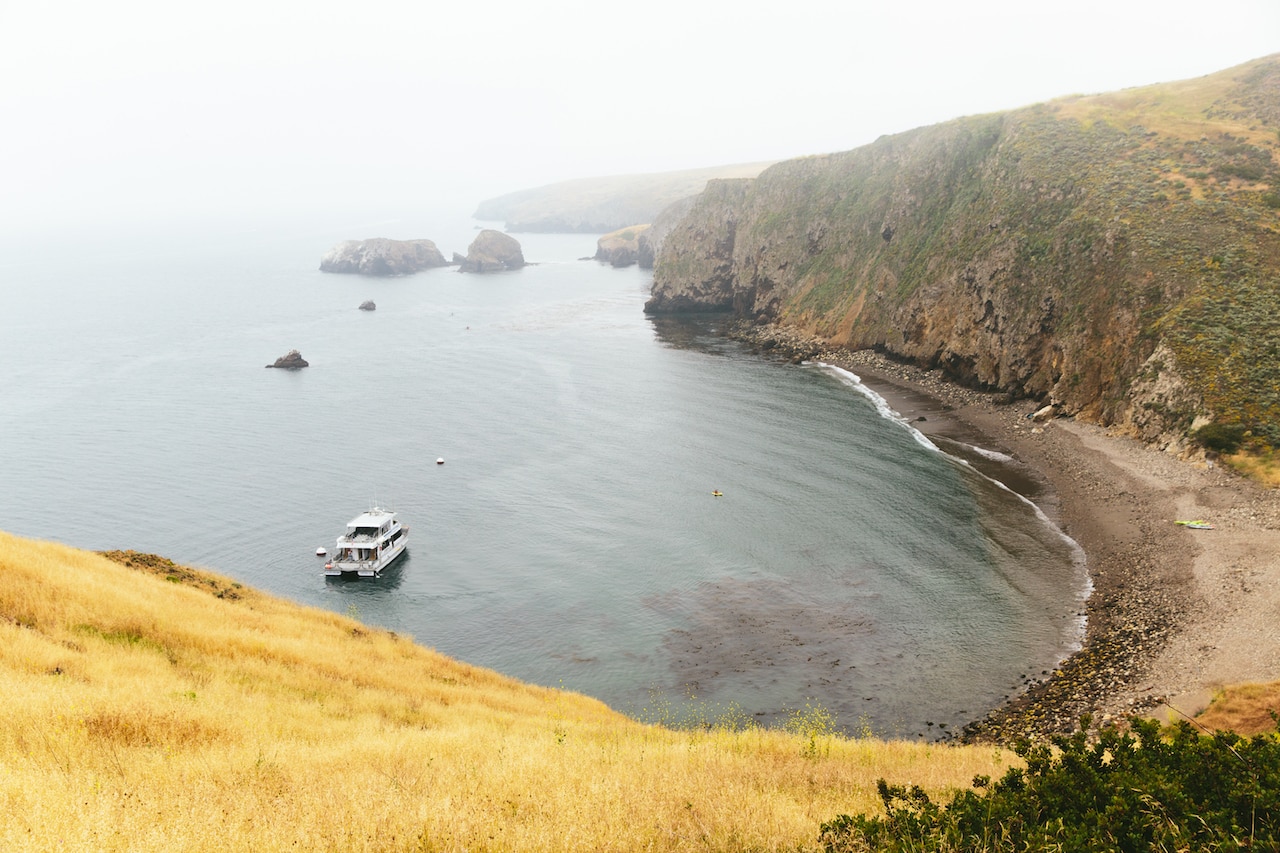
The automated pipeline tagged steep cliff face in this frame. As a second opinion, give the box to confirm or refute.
[644,180,751,312]
[637,195,697,269]
[649,55,1280,446]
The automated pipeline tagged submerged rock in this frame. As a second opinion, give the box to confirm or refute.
[266,349,309,369]
[457,230,525,273]
[319,238,448,276]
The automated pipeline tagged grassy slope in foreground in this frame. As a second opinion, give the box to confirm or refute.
[0,532,1010,853]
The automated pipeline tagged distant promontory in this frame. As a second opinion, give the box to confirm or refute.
[319,238,448,276]
[474,162,775,233]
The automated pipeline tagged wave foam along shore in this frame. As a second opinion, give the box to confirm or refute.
[754,331,1280,742]
[813,359,1090,710]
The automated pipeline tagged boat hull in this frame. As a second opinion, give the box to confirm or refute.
[324,535,408,577]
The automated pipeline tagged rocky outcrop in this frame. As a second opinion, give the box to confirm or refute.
[648,55,1280,450]
[644,179,751,313]
[266,349,308,369]
[319,239,448,276]
[1115,343,1206,453]
[637,196,697,269]
[456,230,525,273]
[358,300,376,311]
[594,225,650,267]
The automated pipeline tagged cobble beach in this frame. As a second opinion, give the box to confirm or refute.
[737,323,1280,742]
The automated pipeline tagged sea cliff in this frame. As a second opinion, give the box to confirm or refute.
[648,55,1280,455]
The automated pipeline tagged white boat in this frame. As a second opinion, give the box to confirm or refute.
[324,508,409,577]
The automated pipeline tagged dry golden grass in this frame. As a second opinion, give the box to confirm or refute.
[1196,681,1280,736]
[0,531,1014,852]
[1052,62,1271,145]
[1222,448,1280,487]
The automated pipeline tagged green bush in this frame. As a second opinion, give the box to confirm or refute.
[820,717,1280,852]
[1194,422,1250,454]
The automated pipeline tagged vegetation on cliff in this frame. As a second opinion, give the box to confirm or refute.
[650,55,1280,454]
[822,717,1280,852]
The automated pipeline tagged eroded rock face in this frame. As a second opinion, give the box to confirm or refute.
[457,230,525,273]
[1115,343,1205,454]
[645,179,750,313]
[266,349,309,369]
[638,196,697,269]
[319,238,447,276]
[594,224,650,268]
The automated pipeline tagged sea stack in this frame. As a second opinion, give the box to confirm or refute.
[319,238,448,276]
[456,230,525,273]
[594,224,650,268]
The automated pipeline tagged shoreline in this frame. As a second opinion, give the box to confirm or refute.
[738,325,1280,742]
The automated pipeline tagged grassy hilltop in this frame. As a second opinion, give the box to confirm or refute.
[649,55,1280,461]
[0,532,1010,852]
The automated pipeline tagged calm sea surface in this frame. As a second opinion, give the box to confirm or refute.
[0,213,1086,737]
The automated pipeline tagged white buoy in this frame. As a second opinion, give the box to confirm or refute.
[315,547,327,556]
[436,457,445,465]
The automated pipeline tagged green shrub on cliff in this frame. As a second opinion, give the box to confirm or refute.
[1194,422,1251,454]
[820,717,1280,852]
[1164,274,1280,447]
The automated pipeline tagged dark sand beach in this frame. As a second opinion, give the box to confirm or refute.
[741,326,1280,742]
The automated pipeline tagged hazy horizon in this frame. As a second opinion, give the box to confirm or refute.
[3,0,1278,239]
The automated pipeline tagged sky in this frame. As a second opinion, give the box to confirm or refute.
[2,0,1278,235]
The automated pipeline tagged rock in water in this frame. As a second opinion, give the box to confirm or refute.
[358,300,376,311]
[457,230,525,273]
[594,224,650,268]
[319,238,448,276]
[266,349,309,369]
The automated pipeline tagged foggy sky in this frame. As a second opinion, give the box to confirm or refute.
[2,0,1277,235]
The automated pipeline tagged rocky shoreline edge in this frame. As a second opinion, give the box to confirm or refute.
[728,321,1280,744]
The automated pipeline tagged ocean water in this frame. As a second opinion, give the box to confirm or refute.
[0,214,1086,737]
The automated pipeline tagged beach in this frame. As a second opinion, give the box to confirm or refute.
[737,322,1280,741]
[825,349,1280,741]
